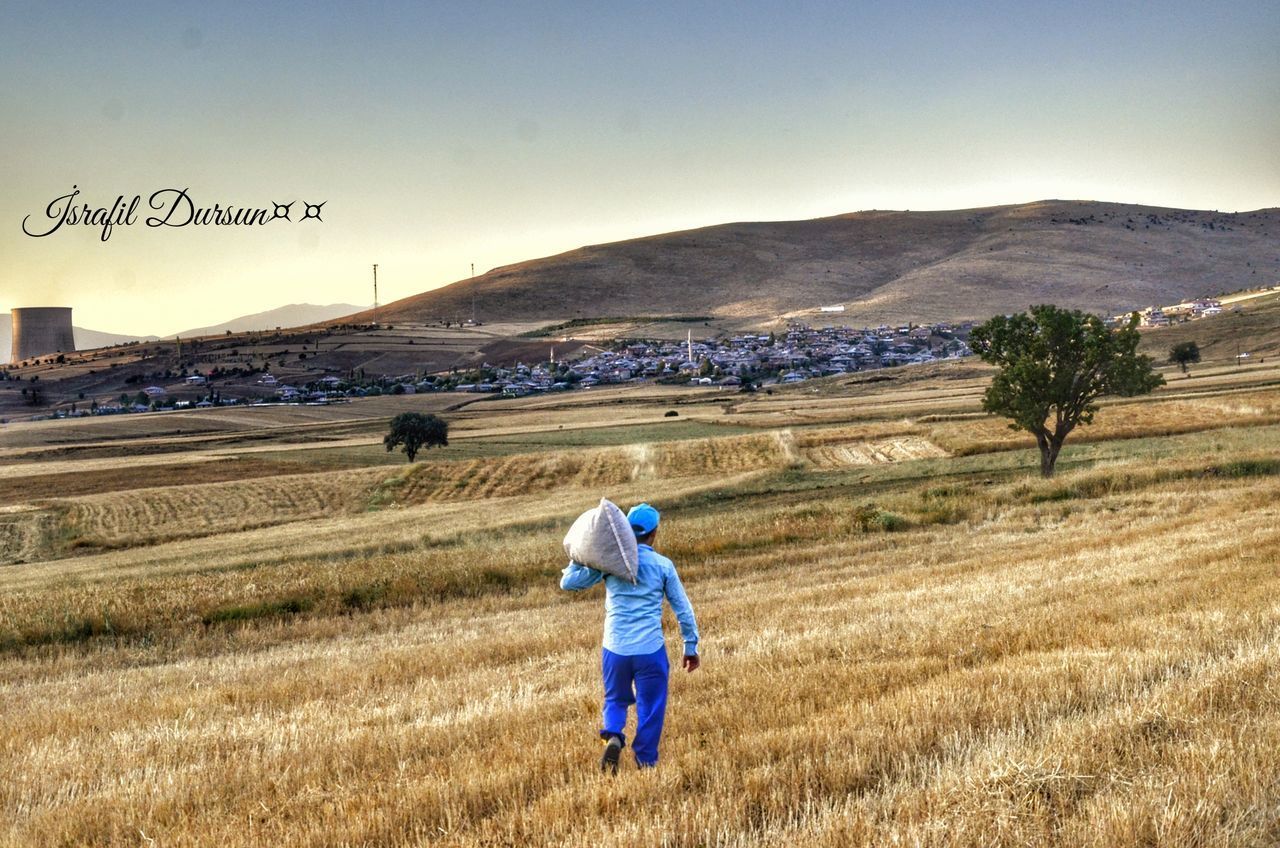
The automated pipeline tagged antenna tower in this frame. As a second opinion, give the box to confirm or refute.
[372,264,379,325]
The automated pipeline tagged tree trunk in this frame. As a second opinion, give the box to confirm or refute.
[1034,432,1064,479]
[1039,434,1064,478]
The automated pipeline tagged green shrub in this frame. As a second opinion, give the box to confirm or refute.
[852,504,880,532]
[202,595,315,626]
[1204,459,1280,478]
[852,504,909,532]
[875,511,909,532]
[341,583,388,611]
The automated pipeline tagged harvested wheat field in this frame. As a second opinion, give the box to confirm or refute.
[3,368,1280,847]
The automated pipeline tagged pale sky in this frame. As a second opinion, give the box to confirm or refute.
[2,1,1277,336]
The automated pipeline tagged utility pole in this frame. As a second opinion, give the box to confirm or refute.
[372,264,379,326]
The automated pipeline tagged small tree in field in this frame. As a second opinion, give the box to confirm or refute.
[970,306,1164,478]
[1169,341,1201,374]
[384,412,448,462]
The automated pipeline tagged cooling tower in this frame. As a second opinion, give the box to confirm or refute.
[11,307,76,361]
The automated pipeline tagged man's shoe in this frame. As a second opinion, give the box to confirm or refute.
[600,735,622,774]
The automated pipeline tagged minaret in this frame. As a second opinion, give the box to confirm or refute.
[687,330,693,363]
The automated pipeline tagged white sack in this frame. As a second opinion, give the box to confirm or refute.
[563,498,639,584]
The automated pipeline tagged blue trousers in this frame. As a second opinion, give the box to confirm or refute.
[600,646,670,767]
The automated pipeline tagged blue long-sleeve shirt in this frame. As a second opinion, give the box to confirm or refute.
[560,543,699,657]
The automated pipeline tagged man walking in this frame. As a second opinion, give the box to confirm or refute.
[560,502,700,772]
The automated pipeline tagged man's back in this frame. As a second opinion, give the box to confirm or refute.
[561,543,699,657]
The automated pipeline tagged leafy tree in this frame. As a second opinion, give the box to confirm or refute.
[1169,341,1201,374]
[384,412,448,462]
[970,306,1164,477]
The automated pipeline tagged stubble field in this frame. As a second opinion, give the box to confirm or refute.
[2,359,1280,846]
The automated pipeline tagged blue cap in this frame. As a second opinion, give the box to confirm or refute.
[627,503,660,536]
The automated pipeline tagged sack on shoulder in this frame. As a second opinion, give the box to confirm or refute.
[563,498,639,584]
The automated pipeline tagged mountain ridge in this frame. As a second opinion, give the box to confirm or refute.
[168,303,368,339]
[339,200,1280,328]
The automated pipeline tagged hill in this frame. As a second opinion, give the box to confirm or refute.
[169,302,368,339]
[1140,289,1280,366]
[341,200,1280,329]
[72,326,161,350]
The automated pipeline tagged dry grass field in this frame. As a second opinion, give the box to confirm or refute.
[3,359,1280,846]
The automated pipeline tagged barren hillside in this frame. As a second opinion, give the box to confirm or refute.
[342,201,1280,328]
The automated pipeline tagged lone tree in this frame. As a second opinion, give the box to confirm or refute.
[970,306,1164,478]
[1169,340,1201,374]
[384,412,448,462]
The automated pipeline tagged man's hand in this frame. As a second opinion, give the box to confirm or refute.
[682,654,700,673]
